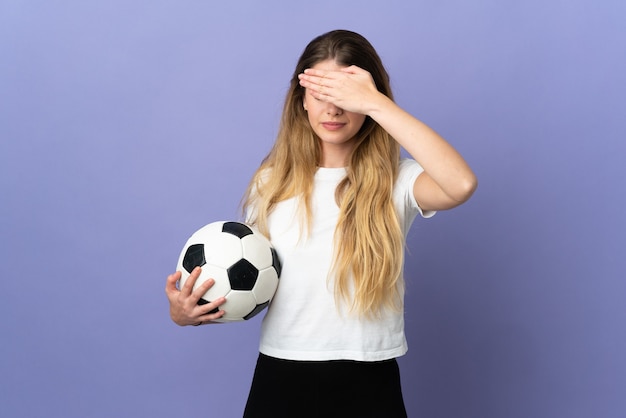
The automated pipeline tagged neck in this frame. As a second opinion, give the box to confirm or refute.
[319,143,352,168]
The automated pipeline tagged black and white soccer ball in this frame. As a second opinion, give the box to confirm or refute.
[176,221,281,322]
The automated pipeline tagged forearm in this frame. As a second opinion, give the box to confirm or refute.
[368,94,477,202]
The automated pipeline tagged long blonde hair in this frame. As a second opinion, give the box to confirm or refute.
[242,30,404,318]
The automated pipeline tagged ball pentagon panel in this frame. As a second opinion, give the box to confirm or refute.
[227,259,259,291]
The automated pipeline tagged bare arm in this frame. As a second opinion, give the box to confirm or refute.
[299,65,477,210]
[367,95,477,211]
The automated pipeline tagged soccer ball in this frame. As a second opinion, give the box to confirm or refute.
[176,221,281,322]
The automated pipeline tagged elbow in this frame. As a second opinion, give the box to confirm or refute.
[451,173,478,204]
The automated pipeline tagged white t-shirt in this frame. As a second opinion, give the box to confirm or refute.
[257,159,434,361]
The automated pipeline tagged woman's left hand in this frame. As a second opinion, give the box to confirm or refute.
[298,65,382,115]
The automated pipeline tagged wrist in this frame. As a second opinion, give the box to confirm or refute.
[366,92,395,120]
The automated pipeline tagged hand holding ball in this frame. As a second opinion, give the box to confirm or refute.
[176,221,281,322]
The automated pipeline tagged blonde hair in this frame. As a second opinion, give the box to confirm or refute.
[242,30,404,318]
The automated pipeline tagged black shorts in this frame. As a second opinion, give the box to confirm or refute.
[243,353,407,418]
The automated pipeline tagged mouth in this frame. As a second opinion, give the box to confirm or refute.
[321,122,346,131]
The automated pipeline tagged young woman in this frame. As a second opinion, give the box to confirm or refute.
[165,30,477,417]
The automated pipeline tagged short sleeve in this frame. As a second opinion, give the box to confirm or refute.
[395,159,436,224]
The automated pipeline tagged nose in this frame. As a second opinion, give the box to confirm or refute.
[326,103,343,116]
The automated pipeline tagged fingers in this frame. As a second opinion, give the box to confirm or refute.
[178,266,201,296]
[191,276,216,304]
[165,267,229,325]
[178,267,220,305]
[299,75,333,102]
[300,66,360,85]
[298,67,368,100]
[340,65,366,75]
[303,72,331,85]
[298,73,321,94]
[301,67,331,81]
[196,296,227,323]
[165,271,182,297]
[299,69,333,87]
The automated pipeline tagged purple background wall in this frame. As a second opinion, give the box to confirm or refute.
[1,1,624,417]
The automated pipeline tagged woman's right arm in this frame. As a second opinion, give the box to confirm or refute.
[165,267,226,326]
